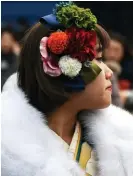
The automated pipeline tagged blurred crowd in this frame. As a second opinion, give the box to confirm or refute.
[1,17,133,113]
[1,17,29,88]
[104,32,133,113]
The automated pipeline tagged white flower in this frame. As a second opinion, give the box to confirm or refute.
[59,55,82,77]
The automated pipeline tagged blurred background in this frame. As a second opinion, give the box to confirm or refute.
[1,1,133,113]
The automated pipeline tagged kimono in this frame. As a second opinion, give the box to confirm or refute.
[1,73,133,176]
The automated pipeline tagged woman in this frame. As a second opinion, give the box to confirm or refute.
[104,31,133,89]
[104,32,133,110]
[104,59,122,107]
[2,2,133,176]
[1,27,20,89]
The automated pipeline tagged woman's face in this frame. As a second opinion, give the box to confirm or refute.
[104,39,124,62]
[73,39,113,110]
[1,32,15,53]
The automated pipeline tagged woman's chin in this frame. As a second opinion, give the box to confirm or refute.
[97,97,112,109]
[101,99,112,109]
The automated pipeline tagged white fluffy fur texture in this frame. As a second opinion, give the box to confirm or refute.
[1,74,133,176]
[80,106,133,176]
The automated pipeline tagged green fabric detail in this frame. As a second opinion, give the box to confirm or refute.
[76,130,83,162]
[55,2,97,30]
[81,61,102,84]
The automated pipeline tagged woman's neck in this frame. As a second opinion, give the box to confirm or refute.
[48,101,79,145]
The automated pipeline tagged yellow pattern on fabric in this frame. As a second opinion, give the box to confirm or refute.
[79,142,92,170]
[79,142,93,176]
[52,122,96,175]
[68,122,81,159]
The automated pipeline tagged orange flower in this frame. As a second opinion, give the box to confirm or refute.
[48,31,69,54]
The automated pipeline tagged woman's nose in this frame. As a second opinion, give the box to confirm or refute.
[105,69,113,80]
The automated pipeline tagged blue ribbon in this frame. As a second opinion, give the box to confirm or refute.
[40,14,63,28]
[63,76,85,91]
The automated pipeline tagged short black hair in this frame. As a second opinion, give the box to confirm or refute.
[18,23,69,115]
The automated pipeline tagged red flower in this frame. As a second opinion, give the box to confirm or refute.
[47,31,69,54]
[65,27,97,62]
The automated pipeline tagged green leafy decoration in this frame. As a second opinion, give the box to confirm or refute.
[81,61,102,84]
[53,1,74,15]
[54,2,97,30]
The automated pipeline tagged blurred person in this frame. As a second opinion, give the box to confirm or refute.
[124,90,133,113]
[104,32,133,90]
[17,17,30,31]
[1,27,21,89]
[105,60,122,107]
[104,32,133,109]
[2,2,133,176]
[15,17,30,41]
[120,90,133,112]
[104,32,125,63]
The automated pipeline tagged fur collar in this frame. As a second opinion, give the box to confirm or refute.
[2,74,133,176]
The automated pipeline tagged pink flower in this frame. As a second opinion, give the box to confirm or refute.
[42,56,62,77]
[40,37,61,77]
[40,37,49,58]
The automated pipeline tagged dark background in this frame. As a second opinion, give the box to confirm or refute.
[1,1,133,43]
[76,2,133,39]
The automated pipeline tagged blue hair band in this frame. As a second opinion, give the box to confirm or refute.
[40,14,63,28]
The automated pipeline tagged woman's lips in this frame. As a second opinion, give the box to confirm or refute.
[106,85,112,91]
